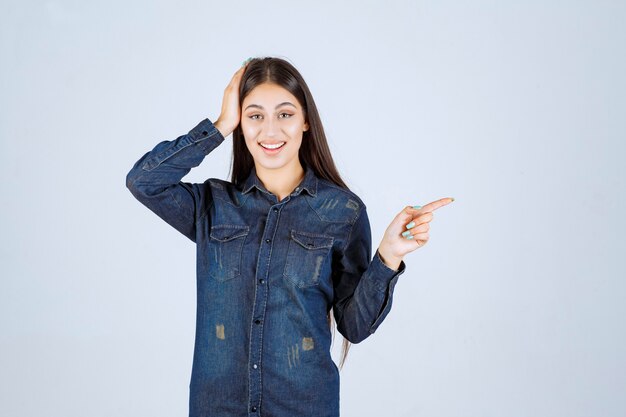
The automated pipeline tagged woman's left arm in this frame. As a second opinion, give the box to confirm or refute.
[331,198,453,344]
[331,205,405,344]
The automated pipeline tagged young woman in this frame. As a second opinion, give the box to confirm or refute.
[126,56,453,417]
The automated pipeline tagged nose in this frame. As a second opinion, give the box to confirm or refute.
[265,117,278,138]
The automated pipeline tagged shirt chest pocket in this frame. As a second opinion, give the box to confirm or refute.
[208,224,250,282]
[283,229,334,288]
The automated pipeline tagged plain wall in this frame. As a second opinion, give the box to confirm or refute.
[1,1,625,416]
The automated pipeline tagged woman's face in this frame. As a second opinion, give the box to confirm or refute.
[240,82,309,173]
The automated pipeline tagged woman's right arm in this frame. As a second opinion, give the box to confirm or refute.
[125,118,225,242]
[125,61,250,242]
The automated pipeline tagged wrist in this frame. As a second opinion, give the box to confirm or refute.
[377,246,402,271]
[213,118,232,138]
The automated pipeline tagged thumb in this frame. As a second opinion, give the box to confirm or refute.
[392,205,421,228]
[399,204,422,219]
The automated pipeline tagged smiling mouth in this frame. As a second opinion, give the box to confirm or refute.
[259,142,286,150]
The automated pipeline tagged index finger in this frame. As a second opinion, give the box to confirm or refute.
[228,64,247,87]
[411,197,454,214]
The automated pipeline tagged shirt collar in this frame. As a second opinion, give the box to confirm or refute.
[241,164,318,198]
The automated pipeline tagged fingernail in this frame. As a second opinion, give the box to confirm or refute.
[406,221,415,229]
[405,235,414,240]
[412,205,422,209]
[450,197,455,202]
[402,231,411,237]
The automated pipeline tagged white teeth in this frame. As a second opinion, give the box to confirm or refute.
[260,142,285,149]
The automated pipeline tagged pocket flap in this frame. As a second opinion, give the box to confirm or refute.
[290,230,334,250]
[210,225,249,242]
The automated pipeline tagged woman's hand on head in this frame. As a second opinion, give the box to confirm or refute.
[214,60,251,138]
[377,197,454,270]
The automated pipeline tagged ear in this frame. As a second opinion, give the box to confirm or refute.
[303,121,309,132]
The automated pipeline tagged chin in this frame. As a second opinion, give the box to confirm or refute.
[256,160,289,171]
[255,154,298,169]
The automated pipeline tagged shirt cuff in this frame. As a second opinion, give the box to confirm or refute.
[188,118,226,144]
[367,249,406,293]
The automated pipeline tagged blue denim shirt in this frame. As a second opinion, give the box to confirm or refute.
[125,118,406,417]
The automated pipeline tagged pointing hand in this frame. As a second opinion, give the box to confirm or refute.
[377,197,455,270]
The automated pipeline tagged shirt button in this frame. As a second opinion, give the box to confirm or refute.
[273,208,278,212]
[254,319,261,324]
[250,406,257,412]
[265,238,271,243]
[201,130,208,136]
[253,364,258,369]
[295,187,300,191]
[259,279,264,284]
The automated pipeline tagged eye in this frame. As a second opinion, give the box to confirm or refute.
[249,114,262,120]
[279,112,293,119]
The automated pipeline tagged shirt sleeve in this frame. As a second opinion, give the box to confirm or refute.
[125,118,225,243]
[331,205,406,344]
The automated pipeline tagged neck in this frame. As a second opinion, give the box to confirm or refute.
[256,162,305,202]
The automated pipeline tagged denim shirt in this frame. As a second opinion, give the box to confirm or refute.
[125,118,406,417]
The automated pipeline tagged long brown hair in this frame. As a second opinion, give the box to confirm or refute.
[228,56,353,369]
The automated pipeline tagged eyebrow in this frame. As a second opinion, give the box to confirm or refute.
[244,102,297,111]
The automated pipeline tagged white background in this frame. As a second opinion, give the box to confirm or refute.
[1,1,625,416]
